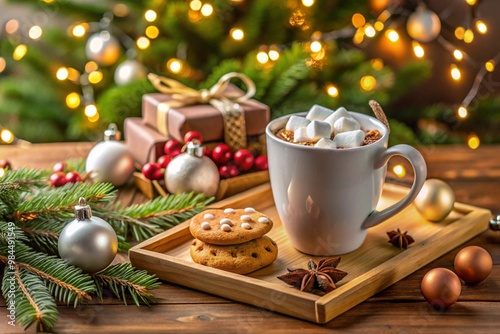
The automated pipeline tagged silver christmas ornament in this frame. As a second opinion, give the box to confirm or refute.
[165,140,220,197]
[58,198,118,273]
[490,215,500,231]
[414,178,455,222]
[406,6,441,43]
[85,31,121,66]
[114,59,147,85]
[86,123,134,187]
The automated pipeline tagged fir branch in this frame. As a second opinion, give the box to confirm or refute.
[0,168,46,186]
[1,266,59,331]
[0,243,96,306]
[95,193,213,242]
[11,182,116,222]
[92,263,160,306]
[0,221,29,246]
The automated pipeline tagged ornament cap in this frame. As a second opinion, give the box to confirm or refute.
[104,123,120,141]
[74,197,93,220]
[186,140,205,157]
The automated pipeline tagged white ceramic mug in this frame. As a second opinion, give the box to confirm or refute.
[266,112,427,255]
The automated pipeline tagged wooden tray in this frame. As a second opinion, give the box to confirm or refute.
[129,182,491,324]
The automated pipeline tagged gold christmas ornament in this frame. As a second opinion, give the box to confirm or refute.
[414,178,455,222]
[85,31,121,66]
[406,6,441,43]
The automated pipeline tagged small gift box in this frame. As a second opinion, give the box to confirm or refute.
[124,117,167,166]
[143,73,270,149]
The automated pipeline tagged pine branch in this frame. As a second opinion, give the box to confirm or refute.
[2,266,58,331]
[92,263,160,306]
[95,192,213,242]
[0,221,29,247]
[11,182,116,222]
[0,243,96,307]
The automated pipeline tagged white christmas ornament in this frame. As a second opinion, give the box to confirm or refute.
[86,124,134,187]
[114,59,147,85]
[165,140,219,197]
[85,31,121,66]
[407,6,441,43]
[58,198,118,273]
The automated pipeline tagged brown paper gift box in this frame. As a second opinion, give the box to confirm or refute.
[124,117,167,166]
[142,85,270,143]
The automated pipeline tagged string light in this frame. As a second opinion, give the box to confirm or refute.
[66,92,81,109]
[56,67,69,80]
[84,104,98,118]
[453,50,463,61]
[360,75,376,91]
[88,70,103,84]
[113,3,130,17]
[71,23,88,37]
[455,27,465,40]
[457,106,468,119]
[268,48,280,61]
[88,113,100,122]
[28,26,43,40]
[364,25,376,38]
[310,41,322,53]
[201,4,214,17]
[485,61,495,72]
[353,29,364,44]
[85,61,99,73]
[0,57,6,73]
[463,29,474,43]
[412,41,424,58]
[230,28,244,41]
[450,65,461,81]
[5,19,19,34]
[393,165,406,178]
[256,51,269,64]
[136,37,150,49]
[386,29,399,42]
[351,13,365,28]
[326,84,339,97]
[144,10,157,22]
[145,26,160,39]
[167,58,183,73]
[465,0,477,5]
[371,58,384,70]
[467,133,480,149]
[0,129,14,144]
[476,20,487,34]
[374,21,384,31]
[302,0,315,7]
[190,0,202,11]
[66,67,80,82]
[13,45,27,61]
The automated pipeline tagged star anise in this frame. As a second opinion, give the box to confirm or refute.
[277,257,348,294]
[387,228,414,249]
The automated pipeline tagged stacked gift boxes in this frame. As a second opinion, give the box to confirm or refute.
[124,80,270,200]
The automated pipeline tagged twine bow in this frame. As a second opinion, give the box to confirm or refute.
[148,72,256,149]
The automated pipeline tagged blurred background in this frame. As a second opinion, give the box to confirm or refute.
[1,0,499,148]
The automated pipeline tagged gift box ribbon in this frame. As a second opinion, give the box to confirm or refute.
[148,72,257,150]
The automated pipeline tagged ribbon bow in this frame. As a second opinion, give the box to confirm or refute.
[148,72,257,149]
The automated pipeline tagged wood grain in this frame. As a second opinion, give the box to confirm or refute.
[0,143,499,333]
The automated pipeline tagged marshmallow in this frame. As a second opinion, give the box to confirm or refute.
[333,130,365,148]
[314,137,337,149]
[286,115,311,131]
[306,120,331,141]
[293,127,310,142]
[324,107,350,129]
[332,117,360,135]
[306,104,334,121]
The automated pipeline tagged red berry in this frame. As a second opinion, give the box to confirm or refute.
[164,139,183,156]
[170,149,182,158]
[157,155,172,168]
[233,149,255,171]
[183,131,203,144]
[0,159,12,169]
[219,164,240,179]
[211,144,233,165]
[49,172,67,187]
[142,163,163,180]
[53,162,65,172]
[254,156,268,171]
[65,171,82,183]
[204,146,212,159]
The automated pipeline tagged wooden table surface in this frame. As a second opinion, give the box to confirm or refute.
[1,142,499,333]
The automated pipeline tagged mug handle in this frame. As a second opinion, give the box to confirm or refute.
[362,144,427,229]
